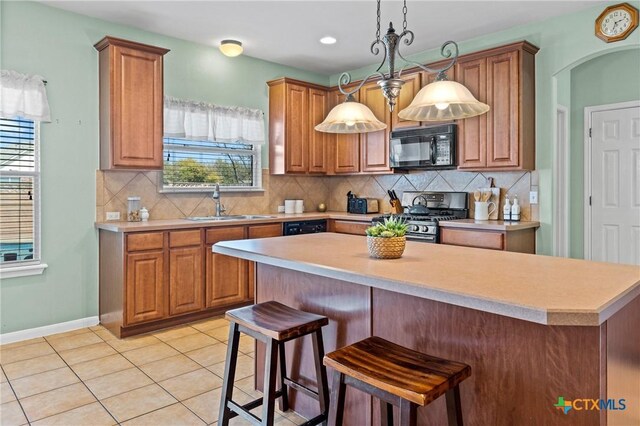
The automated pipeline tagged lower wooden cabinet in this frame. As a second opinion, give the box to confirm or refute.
[328,219,370,236]
[125,250,165,325]
[169,246,203,315]
[440,227,535,253]
[206,249,248,308]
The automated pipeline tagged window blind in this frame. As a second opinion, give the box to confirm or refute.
[0,117,38,264]
[162,137,259,190]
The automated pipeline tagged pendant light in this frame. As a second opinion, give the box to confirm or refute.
[315,0,489,134]
[314,94,386,133]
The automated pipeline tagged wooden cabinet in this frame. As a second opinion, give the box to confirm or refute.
[268,78,328,175]
[308,88,329,173]
[391,72,422,129]
[168,230,203,316]
[360,81,392,173]
[328,90,361,174]
[247,223,283,300]
[440,227,535,254]
[95,36,169,170]
[205,226,248,308]
[125,250,165,325]
[456,42,537,171]
[328,219,370,236]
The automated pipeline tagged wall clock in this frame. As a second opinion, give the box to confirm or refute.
[595,3,639,43]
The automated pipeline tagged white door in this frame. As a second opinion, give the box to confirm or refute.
[589,104,640,265]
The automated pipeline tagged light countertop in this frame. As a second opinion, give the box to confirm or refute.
[95,212,378,232]
[213,233,640,326]
[440,219,539,231]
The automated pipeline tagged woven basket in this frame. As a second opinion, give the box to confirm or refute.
[367,236,406,259]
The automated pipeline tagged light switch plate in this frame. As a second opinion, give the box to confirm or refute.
[529,191,538,204]
[106,211,120,221]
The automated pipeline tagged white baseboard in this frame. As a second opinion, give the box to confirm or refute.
[0,316,100,345]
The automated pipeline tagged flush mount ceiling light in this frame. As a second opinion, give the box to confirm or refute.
[219,39,243,57]
[320,36,337,45]
[316,0,489,134]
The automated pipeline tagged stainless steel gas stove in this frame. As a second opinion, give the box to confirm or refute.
[372,191,469,243]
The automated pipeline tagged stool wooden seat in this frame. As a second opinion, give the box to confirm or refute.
[324,336,471,426]
[219,301,330,426]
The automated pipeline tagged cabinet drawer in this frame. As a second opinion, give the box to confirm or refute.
[331,220,370,236]
[206,226,245,245]
[169,229,202,248]
[248,223,283,239]
[127,232,164,252]
[440,228,504,250]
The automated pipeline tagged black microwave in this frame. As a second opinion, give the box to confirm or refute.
[389,124,456,170]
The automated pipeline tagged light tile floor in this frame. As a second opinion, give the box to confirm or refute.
[0,317,307,426]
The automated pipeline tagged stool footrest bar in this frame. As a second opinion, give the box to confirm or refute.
[283,378,319,400]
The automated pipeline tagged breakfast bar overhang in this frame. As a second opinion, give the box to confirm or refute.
[214,233,640,425]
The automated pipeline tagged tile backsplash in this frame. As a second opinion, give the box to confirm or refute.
[96,169,539,222]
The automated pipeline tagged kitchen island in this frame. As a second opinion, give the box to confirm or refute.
[214,233,640,425]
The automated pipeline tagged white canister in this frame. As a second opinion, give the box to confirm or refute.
[294,200,304,214]
[474,201,497,221]
[140,207,149,222]
[284,200,296,214]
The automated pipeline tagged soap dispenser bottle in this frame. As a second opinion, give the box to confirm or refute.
[503,195,511,221]
[511,195,521,222]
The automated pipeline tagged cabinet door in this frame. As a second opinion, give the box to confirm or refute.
[308,88,328,173]
[486,50,519,168]
[420,66,455,127]
[330,90,360,174]
[456,58,487,169]
[206,247,248,308]
[169,246,203,316]
[205,226,248,308]
[285,83,309,173]
[360,81,391,172]
[391,72,421,129]
[246,223,283,301]
[112,45,164,169]
[125,251,165,324]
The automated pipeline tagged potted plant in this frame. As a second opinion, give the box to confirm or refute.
[365,216,408,259]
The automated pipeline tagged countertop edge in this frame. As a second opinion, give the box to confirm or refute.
[439,220,540,231]
[95,212,378,232]
[213,243,569,326]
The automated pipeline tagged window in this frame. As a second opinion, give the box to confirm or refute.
[0,117,45,276]
[161,137,262,192]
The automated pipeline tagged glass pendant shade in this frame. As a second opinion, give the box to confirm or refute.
[315,100,387,134]
[398,80,490,121]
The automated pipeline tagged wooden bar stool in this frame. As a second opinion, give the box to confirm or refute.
[219,301,330,426]
[323,336,471,426]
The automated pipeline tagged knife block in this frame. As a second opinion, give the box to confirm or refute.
[390,199,404,215]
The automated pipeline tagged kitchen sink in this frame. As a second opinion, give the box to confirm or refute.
[185,215,276,221]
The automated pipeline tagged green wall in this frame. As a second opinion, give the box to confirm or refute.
[0,1,327,334]
[569,49,640,259]
[330,1,640,257]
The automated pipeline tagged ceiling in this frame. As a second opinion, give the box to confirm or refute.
[42,1,601,75]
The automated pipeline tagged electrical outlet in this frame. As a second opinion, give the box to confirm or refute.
[106,211,121,221]
[277,205,285,213]
[529,191,538,205]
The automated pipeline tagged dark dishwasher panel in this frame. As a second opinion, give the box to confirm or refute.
[283,220,327,236]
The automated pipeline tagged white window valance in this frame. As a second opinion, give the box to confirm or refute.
[164,96,265,144]
[0,70,51,122]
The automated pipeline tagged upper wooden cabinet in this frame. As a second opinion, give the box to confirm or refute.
[456,41,538,171]
[95,36,169,170]
[359,81,392,173]
[328,90,360,174]
[268,78,328,175]
[391,72,422,129]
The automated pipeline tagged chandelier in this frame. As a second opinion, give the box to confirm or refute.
[315,0,490,134]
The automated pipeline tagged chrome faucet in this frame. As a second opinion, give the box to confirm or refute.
[212,183,225,217]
